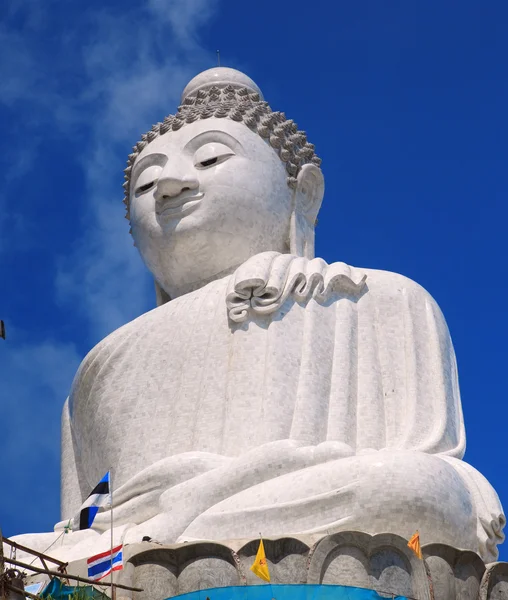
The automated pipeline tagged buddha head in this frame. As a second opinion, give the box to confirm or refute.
[125,68,324,301]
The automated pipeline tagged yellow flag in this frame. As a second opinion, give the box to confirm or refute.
[407,531,423,559]
[250,539,270,582]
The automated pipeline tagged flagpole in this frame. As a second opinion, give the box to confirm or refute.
[110,469,114,600]
[259,532,275,598]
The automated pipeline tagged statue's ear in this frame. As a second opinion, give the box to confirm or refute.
[290,163,325,258]
[154,279,171,306]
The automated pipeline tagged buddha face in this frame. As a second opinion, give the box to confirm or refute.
[130,118,293,298]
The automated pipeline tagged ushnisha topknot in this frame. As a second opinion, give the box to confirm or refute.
[122,68,321,220]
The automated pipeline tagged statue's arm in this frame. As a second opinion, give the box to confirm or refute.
[60,397,84,520]
[406,278,466,457]
[361,268,466,457]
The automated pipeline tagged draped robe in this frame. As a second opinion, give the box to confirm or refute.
[60,252,504,561]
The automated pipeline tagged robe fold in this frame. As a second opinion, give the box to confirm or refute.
[61,252,504,561]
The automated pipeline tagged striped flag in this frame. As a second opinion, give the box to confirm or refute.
[74,472,111,530]
[87,544,123,581]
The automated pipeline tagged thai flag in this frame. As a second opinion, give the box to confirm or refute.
[74,471,111,530]
[87,544,123,581]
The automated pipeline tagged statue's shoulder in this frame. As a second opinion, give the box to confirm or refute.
[70,306,161,390]
[85,303,162,355]
[356,265,441,309]
[73,278,230,382]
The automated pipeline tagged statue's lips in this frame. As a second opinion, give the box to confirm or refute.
[156,192,204,218]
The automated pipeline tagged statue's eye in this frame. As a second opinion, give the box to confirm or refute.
[194,142,235,170]
[134,165,163,196]
[137,181,156,193]
[199,157,218,168]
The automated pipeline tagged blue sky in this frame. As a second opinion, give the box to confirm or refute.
[1,0,507,560]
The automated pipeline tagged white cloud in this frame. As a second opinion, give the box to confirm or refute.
[0,0,220,536]
[0,26,38,107]
[0,339,81,533]
[55,0,219,342]
[149,0,218,46]
[1,340,80,448]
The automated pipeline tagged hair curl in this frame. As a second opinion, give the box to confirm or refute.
[123,85,321,220]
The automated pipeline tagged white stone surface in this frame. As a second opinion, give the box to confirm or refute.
[10,68,505,565]
[55,251,503,562]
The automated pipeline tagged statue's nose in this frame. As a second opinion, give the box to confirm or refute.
[155,163,199,199]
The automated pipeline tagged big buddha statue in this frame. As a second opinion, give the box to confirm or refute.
[13,68,505,564]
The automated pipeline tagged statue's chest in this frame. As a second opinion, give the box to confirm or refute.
[75,279,336,458]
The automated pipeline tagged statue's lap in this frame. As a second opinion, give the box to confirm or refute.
[176,449,476,549]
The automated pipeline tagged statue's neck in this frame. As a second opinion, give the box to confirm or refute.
[149,235,291,303]
[161,262,242,301]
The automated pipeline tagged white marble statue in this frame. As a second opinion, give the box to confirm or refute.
[13,68,505,564]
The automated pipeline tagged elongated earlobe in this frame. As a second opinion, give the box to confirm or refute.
[289,164,325,258]
[155,280,171,306]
